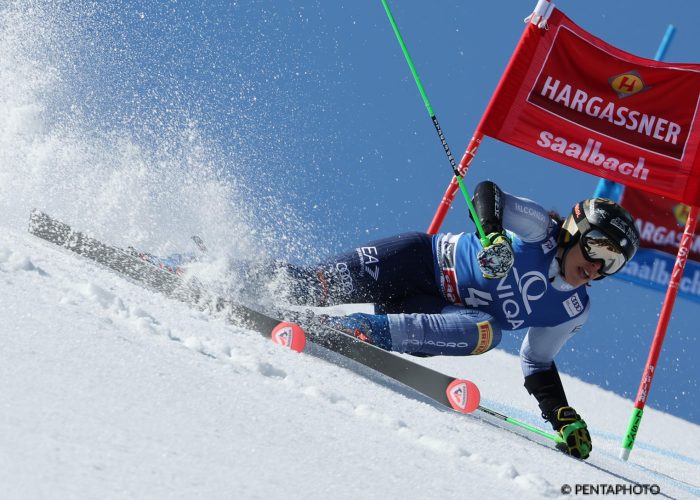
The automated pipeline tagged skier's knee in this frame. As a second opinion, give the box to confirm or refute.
[443,306,501,355]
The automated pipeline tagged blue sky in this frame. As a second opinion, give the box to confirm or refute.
[58,1,700,423]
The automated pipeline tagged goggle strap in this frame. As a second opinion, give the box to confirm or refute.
[572,202,592,235]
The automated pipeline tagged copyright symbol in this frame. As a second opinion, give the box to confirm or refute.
[561,484,572,495]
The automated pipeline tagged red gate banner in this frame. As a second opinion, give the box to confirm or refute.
[621,187,700,259]
[617,187,700,304]
[478,7,700,206]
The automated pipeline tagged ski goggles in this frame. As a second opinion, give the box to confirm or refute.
[580,229,627,276]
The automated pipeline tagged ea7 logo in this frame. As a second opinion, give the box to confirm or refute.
[357,246,380,280]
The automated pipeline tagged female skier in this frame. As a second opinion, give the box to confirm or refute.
[270,181,640,460]
[141,181,639,459]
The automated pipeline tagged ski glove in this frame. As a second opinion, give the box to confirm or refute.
[477,231,514,279]
[548,406,592,460]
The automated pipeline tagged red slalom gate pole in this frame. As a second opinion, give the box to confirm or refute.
[620,204,699,461]
[427,132,484,234]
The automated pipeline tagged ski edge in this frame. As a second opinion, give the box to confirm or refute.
[27,209,480,414]
[28,209,572,454]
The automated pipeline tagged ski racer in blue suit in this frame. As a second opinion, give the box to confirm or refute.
[273,181,640,460]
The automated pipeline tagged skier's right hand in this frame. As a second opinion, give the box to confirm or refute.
[477,231,514,279]
[549,406,592,459]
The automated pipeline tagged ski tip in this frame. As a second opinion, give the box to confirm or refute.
[270,322,307,353]
[446,379,480,414]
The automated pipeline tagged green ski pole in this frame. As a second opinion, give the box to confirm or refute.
[477,405,565,448]
[380,0,489,247]
[381,0,570,453]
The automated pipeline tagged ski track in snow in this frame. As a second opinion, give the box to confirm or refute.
[2,239,560,497]
[1,228,699,499]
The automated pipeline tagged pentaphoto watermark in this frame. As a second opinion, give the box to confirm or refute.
[560,483,661,495]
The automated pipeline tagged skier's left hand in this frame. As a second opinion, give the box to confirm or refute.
[477,231,514,279]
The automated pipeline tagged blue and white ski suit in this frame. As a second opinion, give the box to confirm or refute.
[308,193,590,378]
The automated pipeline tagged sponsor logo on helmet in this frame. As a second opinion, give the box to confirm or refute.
[609,216,628,232]
[590,201,612,221]
[610,216,639,249]
[472,321,494,355]
[609,70,649,99]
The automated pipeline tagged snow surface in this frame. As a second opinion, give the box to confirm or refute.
[2,224,699,499]
[1,1,698,498]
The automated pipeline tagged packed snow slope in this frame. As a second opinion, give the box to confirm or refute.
[1,1,699,498]
[1,225,699,499]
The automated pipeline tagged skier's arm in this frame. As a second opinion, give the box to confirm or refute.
[519,303,589,405]
[471,182,556,279]
[471,181,514,279]
[472,181,507,235]
[471,180,557,243]
[501,191,557,243]
[520,304,593,459]
[519,303,589,378]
